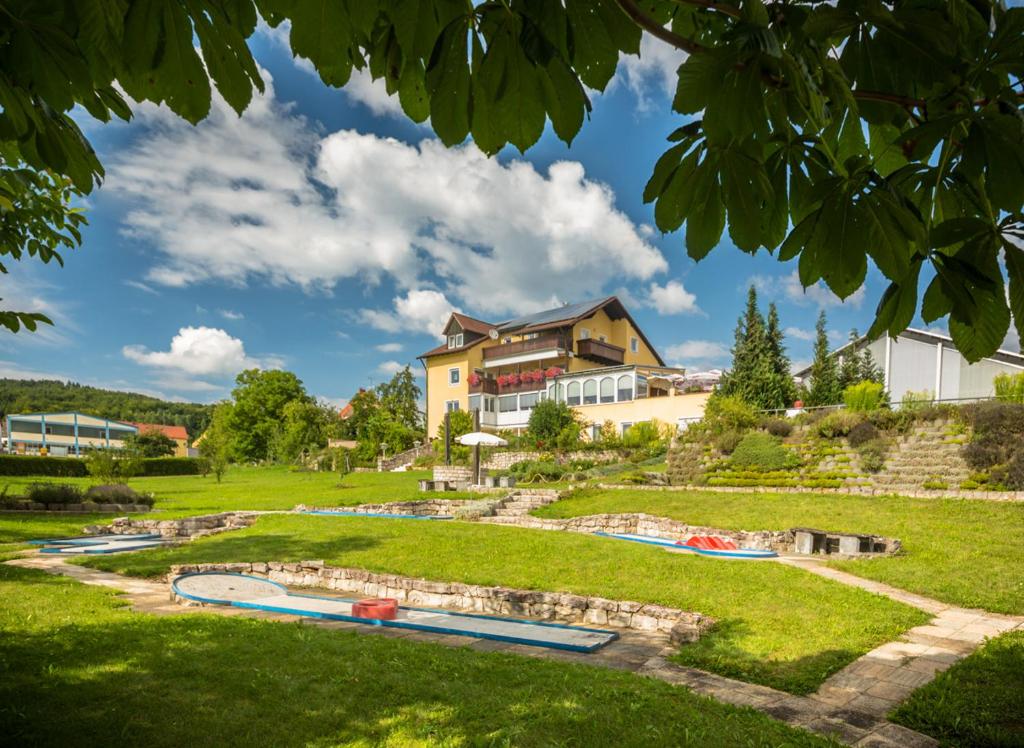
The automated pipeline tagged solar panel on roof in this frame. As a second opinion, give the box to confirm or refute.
[496,298,610,332]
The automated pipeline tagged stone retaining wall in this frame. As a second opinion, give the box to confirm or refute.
[431,465,484,484]
[378,443,433,472]
[86,511,259,538]
[0,502,151,513]
[296,497,505,520]
[593,481,1024,503]
[483,450,621,470]
[170,560,712,639]
[481,512,792,551]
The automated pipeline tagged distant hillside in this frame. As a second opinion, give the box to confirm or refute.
[0,379,215,439]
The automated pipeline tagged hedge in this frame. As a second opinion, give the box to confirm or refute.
[0,455,88,477]
[0,455,207,477]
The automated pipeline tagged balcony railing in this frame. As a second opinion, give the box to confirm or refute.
[468,377,499,395]
[576,338,625,366]
[482,333,568,361]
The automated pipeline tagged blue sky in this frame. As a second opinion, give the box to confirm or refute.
[2,27,895,406]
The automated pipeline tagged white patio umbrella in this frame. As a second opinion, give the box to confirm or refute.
[457,432,508,447]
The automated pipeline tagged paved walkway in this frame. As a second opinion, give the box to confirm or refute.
[778,556,1024,720]
[7,553,948,747]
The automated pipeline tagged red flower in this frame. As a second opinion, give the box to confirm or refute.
[507,373,520,386]
[545,366,563,378]
[468,373,481,386]
[496,375,509,387]
[530,369,544,382]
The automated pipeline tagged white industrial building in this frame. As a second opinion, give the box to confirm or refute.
[795,328,1024,403]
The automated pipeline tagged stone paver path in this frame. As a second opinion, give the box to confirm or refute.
[779,556,1024,720]
[6,552,946,747]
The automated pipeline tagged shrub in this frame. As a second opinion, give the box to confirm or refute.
[622,420,668,450]
[527,400,578,444]
[857,438,889,473]
[667,444,704,485]
[714,430,743,454]
[702,394,758,435]
[728,433,800,472]
[508,459,567,483]
[923,479,948,490]
[900,390,933,411]
[25,483,84,505]
[991,451,1024,490]
[843,381,885,412]
[85,484,155,506]
[847,420,880,448]
[763,418,792,437]
[993,372,1024,404]
[867,408,910,432]
[86,450,121,483]
[0,455,88,477]
[555,422,582,450]
[815,411,862,438]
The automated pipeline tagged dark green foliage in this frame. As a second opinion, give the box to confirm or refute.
[990,452,1024,492]
[84,484,153,506]
[718,288,794,410]
[25,482,83,504]
[125,430,176,458]
[960,402,1024,473]
[229,369,311,462]
[728,433,800,472]
[0,379,212,436]
[814,411,862,439]
[527,399,578,446]
[805,311,841,407]
[507,459,567,483]
[847,420,879,448]
[713,430,743,455]
[763,418,792,438]
[703,395,758,436]
[135,458,207,477]
[0,455,87,477]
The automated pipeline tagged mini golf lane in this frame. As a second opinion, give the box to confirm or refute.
[172,572,618,653]
[32,534,168,555]
[595,532,778,559]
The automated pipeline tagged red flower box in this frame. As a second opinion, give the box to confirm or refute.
[507,373,520,386]
[468,373,481,386]
[496,375,509,387]
[545,366,563,378]
[530,369,544,382]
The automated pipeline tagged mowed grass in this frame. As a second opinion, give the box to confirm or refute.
[1,466,472,518]
[78,513,926,694]
[0,565,832,748]
[891,630,1024,747]
[535,488,1024,614]
[0,512,111,560]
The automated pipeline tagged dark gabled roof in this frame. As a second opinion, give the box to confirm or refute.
[418,296,666,366]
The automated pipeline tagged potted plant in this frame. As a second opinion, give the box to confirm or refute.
[496,375,509,388]
[468,373,481,386]
[507,373,520,387]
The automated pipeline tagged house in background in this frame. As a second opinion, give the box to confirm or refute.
[418,296,711,438]
[795,328,1024,403]
[129,422,190,457]
[6,412,138,456]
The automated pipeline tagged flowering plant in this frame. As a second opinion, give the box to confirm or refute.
[507,373,520,386]
[468,373,481,386]
[496,375,509,387]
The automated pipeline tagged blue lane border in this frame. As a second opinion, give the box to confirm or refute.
[300,510,453,520]
[594,532,778,559]
[29,533,162,546]
[172,572,618,653]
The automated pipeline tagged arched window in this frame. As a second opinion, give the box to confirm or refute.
[599,377,614,403]
[617,375,633,401]
[556,383,565,402]
[583,379,597,404]
[566,381,581,406]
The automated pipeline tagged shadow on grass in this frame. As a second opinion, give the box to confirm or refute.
[0,587,829,746]
[673,618,861,695]
[76,532,382,578]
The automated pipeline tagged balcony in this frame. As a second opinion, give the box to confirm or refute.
[482,333,569,367]
[468,376,499,395]
[576,338,625,366]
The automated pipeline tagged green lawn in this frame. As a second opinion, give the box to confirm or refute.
[535,488,1024,614]
[891,630,1024,747]
[0,564,832,747]
[1,466,472,518]
[0,512,111,560]
[78,513,926,694]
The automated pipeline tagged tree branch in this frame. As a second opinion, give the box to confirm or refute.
[615,0,706,55]
[852,89,925,109]
[670,0,742,20]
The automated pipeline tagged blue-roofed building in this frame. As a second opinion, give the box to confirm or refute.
[5,412,138,457]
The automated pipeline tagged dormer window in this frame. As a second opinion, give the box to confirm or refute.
[447,333,463,349]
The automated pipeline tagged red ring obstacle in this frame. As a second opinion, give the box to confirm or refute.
[351,598,399,620]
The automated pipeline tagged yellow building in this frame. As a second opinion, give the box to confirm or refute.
[418,297,710,438]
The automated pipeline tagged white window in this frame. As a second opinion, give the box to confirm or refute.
[630,336,639,353]
[524,332,539,340]
[448,367,460,385]
[566,381,581,406]
[583,379,597,404]
[498,394,518,413]
[600,377,615,403]
[445,400,460,412]
[468,395,481,412]
[617,375,633,402]
[591,424,601,441]
[447,333,463,349]
[621,422,633,435]
[484,397,495,413]
[579,328,591,339]
[519,392,540,410]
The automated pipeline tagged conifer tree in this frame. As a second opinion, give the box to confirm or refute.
[806,311,840,406]
[765,303,797,409]
[838,329,863,392]
[718,286,791,410]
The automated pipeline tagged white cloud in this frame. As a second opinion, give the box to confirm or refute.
[663,339,730,368]
[124,279,159,295]
[218,309,244,321]
[0,274,74,347]
[360,289,458,338]
[107,76,667,319]
[784,326,815,342]
[647,280,701,316]
[123,326,281,378]
[376,360,406,376]
[257,20,405,118]
[749,271,866,309]
[614,35,687,111]
[375,342,403,352]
